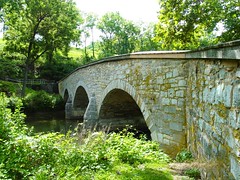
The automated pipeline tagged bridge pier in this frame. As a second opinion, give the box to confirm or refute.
[65,103,85,120]
[83,94,98,127]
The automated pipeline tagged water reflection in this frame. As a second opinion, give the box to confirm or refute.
[25,112,82,134]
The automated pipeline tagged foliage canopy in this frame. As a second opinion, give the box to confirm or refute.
[154,0,240,50]
[97,12,140,58]
[2,0,82,96]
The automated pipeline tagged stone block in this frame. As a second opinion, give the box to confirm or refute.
[166,72,172,78]
[199,118,205,131]
[203,87,209,102]
[218,144,228,158]
[162,114,175,122]
[212,131,222,142]
[157,77,164,84]
[229,110,238,129]
[171,99,178,105]
[230,155,240,180]
[203,108,210,122]
[236,68,240,78]
[232,84,240,107]
[176,90,184,97]
[163,138,170,145]
[168,89,175,97]
[219,69,226,80]
[178,79,187,87]
[205,122,214,136]
[215,83,224,104]
[151,131,158,141]
[177,98,185,106]
[164,106,177,114]
[227,130,235,149]
[162,98,170,105]
[209,88,216,104]
[223,85,232,107]
[202,134,212,158]
[157,133,164,142]
[170,122,183,131]
[161,128,172,136]
[172,69,178,77]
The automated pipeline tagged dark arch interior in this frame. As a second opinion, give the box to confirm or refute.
[73,86,89,110]
[99,89,151,139]
[63,90,69,103]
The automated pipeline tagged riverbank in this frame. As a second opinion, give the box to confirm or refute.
[0,93,202,179]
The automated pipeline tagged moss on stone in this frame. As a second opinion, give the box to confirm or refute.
[162,83,171,91]
[216,103,228,119]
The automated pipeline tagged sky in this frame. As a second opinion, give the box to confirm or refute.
[0,0,159,38]
[75,0,159,23]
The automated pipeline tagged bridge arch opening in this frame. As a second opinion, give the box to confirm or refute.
[63,89,69,103]
[99,88,151,139]
[73,86,89,118]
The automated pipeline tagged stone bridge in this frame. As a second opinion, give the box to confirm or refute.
[59,40,240,179]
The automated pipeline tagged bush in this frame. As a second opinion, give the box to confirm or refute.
[0,80,22,96]
[175,149,193,163]
[184,168,201,179]
[39,57,80,81]
[23,90,64,112]
[0,93,172,179]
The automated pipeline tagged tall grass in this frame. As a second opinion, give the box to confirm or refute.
[0,93,173,179]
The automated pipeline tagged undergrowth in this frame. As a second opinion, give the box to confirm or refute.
[0,93,173,179]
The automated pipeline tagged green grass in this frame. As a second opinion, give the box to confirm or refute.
[93,163,173,180]
[68,47,82,59]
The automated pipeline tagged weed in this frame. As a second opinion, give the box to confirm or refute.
[175,149,193,163]
[184,168,201,179]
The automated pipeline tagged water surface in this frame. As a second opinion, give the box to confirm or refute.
[25,111,82,134]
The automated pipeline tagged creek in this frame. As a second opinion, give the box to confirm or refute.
[25,111,82,134]
[25,112,151,140]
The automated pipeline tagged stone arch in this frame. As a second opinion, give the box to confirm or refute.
[73,86,89,109]
[72,81,90,119]
[63,89,70,103]
[98,80,151,136]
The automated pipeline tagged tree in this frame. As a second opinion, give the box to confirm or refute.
[154,0,239,50]
[3,0,82,96]
[80,12,98,62]
[219,0,240,42]
[97,12,140,58]
[136,22,160,51]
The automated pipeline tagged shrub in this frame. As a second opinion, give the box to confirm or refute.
[175,149,193,163]
[23,90,64,112]
[0,93,29,140]
[184,168,201,179]
[0,93,172,179]
[0,80,22,96]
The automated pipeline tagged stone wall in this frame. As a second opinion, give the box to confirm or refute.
[186,41,240,179]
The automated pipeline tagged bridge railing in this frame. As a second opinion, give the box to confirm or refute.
[4,78,55,85]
